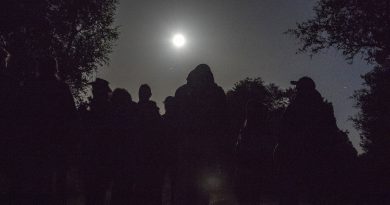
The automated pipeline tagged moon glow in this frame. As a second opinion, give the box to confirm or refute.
[172,33,186,48]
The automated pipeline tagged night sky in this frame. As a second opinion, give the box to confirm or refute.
[100,0,371,153]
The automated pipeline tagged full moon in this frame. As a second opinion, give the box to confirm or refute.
[172,34,186,48]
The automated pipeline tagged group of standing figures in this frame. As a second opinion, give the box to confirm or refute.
[0,55,356,205]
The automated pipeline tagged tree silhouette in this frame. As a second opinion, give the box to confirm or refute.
[287,0,390,65]
[227,77,291,134]
[352,66,390,202]
[228,78,357,203]
[289,2,390,202]
[0,0,118,90]
[353,67,390,154]
[227,78,289,199]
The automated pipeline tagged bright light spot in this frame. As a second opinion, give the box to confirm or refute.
[172,33,186,48]
[204,175,222,191]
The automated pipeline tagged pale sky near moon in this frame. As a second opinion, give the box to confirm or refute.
[100,0,372,153]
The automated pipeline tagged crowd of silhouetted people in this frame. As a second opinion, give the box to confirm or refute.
[1,53,360,205]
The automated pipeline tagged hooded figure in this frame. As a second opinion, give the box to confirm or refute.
[174,64,228,205]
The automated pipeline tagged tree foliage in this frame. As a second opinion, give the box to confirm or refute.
[353,67,390,200]
[227,77,292,133]
[292,1,390,199]
[290,0,390,155]
[288,0,390,65]
[0,0,119,89]
[353,66,390,155]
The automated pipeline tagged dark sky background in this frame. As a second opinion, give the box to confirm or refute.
[100,0,371,153]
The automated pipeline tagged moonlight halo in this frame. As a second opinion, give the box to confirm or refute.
[172,33,186,48]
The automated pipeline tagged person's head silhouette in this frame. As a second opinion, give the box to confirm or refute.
[186,64,215,87]
[139,84,152,103]
[90,78,111,102]
[291,76,316,92]
[112,88,132,106]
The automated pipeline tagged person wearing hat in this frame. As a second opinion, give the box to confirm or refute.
[276,76,327,205]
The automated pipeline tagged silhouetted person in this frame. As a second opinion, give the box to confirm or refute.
[0,48,6,71]
[0,49,21,203]
[0,49,14,159]
[137,84,160,121]
[162,96,178,169]
[109,88,139,205]
[16,56,76,204]
[81,78,112,205]
[174,64,228,205]
[234,100,276,205]
[276,76,346,205]
[134,84,164,205]
[0,49,18,145]
[162,96,179,204]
